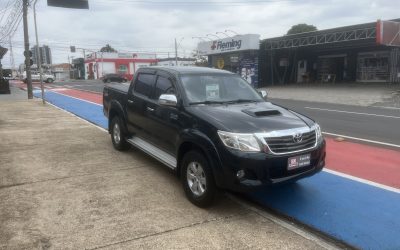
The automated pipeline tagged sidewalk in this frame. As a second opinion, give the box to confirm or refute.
[0,96,335,248]
[261,83,400,108]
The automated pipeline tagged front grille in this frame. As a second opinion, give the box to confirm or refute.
[264,130,316,154]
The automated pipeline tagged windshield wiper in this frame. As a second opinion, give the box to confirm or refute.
[189,100,226,105]
[225,99,260,104]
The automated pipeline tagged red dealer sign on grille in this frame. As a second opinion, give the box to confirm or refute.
[376,20,400,46]
[47,0,89,9]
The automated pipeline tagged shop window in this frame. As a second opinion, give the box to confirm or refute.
[118,64,128,74]
[357,51,389,82]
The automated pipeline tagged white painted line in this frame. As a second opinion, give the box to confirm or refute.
[68,87,103,95]
[305,107,400,119]
[45,101,108,133]
[47,89,103,107]
[226,194,342,250]
[324,169,400,194]
[370,106,400,110]
[322,131,400,148]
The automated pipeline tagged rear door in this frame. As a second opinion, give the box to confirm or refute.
[126,70,156,140]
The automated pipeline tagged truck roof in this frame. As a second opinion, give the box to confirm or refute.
[142,66,233,75]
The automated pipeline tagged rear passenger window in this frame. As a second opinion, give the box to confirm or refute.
[153,76,175,100]
[134,73,155,97]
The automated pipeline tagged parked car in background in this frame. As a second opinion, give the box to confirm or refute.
[22,72,55,83]
[102,73,128,83]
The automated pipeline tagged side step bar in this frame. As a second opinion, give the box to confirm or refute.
[126,137,177,170]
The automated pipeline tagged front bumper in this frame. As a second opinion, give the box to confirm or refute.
[216,140,326,192]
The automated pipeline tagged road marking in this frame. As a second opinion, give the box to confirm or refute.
[371,106,400,110]
[45,101,108,133]
[226,194,342,250]
[324,169,400,194]
[305,107,400,119]
[322,131,400,148]
[48,89,103,107]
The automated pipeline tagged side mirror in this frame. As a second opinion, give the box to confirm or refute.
[259,90,268,99]
[159,94,178,107]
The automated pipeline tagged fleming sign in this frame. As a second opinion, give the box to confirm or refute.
[198,34,260,55]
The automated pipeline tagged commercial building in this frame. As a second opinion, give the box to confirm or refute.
[157,57,196,67]
[84,52,158,80]
[31,45,52,66]
[259,19,400,86]
[197,34,260,87]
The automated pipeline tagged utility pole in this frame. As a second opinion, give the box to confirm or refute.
[174,38,178,66]
[33,0,45,104]
[9,38,15,77]
[23,0,33,99]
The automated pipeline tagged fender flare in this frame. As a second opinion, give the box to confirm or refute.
[177,129,227,188]
[108,100,128,133]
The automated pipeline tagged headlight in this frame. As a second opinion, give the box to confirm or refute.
[217,131,261,152]
[315,123,323,143]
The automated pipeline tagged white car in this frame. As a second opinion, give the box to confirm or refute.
[22,72,55,83]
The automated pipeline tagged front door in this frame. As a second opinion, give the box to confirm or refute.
[145,72,181,155]
[297,60,307,83]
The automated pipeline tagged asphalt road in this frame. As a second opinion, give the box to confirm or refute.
[270,98,400,146]
[54,80,400,146]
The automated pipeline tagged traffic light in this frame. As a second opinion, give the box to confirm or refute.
[70,46,76,53]
[23,50,33,66]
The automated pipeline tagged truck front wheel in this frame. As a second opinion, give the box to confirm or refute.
[181,151,217,207]
[110,116,129,151]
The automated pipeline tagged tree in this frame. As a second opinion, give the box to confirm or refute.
[100,44,118,53]
[286,24,317,35]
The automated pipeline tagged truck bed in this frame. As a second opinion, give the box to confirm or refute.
[103,83,130,118]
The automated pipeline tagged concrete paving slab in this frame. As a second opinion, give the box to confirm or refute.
[0,100,332,249]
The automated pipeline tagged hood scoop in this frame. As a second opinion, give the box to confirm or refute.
[242,107,281,117]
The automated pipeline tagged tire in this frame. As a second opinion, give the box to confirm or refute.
[46,78,54,83]
[110,116,130,151]
[181,150,217,207]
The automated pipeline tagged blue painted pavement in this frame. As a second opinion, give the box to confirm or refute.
[34,90,108,129]
[35,89,400,250]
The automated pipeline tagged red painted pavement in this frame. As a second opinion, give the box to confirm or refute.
[49,87,400,189]
[53,88,103,105]
[326,137,400,188]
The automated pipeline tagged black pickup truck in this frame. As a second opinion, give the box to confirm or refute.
[103,66,326,207]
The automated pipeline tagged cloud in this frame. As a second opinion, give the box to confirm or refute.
[0,0,399,68]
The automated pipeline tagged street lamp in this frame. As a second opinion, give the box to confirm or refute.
[216,31,230,38]
[225,29,239,36]
[206,34,221,40]
[192,36,212,42]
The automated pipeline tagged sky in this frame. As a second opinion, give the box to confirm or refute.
[0,0,399,68]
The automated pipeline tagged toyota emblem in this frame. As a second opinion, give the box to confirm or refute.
[293,133,303,143]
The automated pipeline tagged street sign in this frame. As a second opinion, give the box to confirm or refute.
[47,0,89,9]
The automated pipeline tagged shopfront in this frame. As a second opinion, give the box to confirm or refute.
[197,34,260,87]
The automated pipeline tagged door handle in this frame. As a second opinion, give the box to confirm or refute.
[146,107,155,112]
[127,99,134,104]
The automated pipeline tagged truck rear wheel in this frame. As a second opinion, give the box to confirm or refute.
[110,116,129,151]
[181,150,217,207]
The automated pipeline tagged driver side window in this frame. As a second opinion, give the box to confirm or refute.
[153,76,175,100]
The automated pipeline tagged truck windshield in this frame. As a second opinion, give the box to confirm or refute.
[181,74,263,104]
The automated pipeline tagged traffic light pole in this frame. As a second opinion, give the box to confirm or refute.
[33,0,45,104]
[23,0,33,99]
